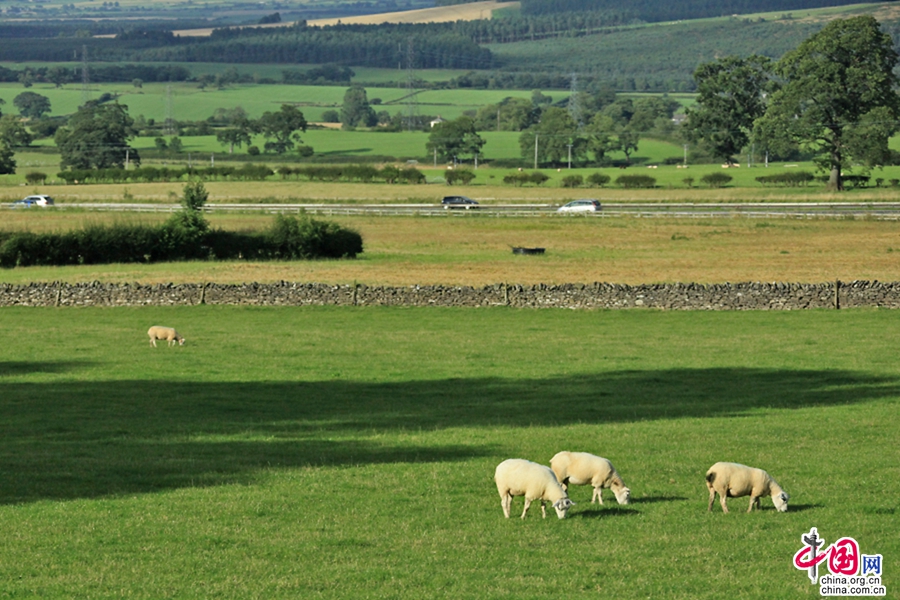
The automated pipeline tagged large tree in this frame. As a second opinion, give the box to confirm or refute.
[755,16,900,190]
[682,55,771,164]
[54,102,140,170]
[518,107,586,166]
[340,86,377,129]
[13,91,51,120]
[426,116,485,163]
[258,104,307,154]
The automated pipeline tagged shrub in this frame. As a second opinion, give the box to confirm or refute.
[400,167,425,184]
[445,169,476,185]
[699,172,733,188]
[615,175,656,189]
[755,171,815,187]
[561,175,583,188]
[247,145,260,156]
[528,171,549,185]
[503,172,530,186]
[683,177,695,188]
[586,172,610,187]
[25,171,47,185]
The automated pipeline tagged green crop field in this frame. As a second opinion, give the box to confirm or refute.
[0,306,896,598]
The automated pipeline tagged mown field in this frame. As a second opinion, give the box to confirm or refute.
[0,306,896,598]
[3,211,900,285]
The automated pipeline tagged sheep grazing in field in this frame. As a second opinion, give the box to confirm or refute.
[550,451,631,505]
[494,458,575,519]
[705,462,789,513]
[147,325,185,347]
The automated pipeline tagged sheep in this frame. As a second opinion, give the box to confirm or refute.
[147,325,185,347]
[494,458,575,519]
[550,451,631,505]
[705,462,789,513]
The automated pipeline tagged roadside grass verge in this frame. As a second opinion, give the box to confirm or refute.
[0,306,896,597]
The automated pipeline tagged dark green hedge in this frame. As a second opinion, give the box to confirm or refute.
[0,215,362,268]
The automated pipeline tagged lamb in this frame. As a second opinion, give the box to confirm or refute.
[705,462,789,513]
[147,326,185,347]
[550,451,631,505]
[494,458,575,519]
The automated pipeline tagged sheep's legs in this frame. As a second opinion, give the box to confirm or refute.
[592,487,603,504]
[748,496,760,513]
[719,494,730,513]
[707,487,716,511]
[500,493,512,518]
[521,498,532,519]
[540,501,547,519]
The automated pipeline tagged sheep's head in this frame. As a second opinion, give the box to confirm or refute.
[614,486,632,505]
[773,491,789,512]
[552,498,575,519]
[178,337,186,346]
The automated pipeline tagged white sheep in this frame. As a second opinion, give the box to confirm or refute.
[147,325,185,347]
[705,462,789,513]
[494,458,575,519]
[550,451,631,505]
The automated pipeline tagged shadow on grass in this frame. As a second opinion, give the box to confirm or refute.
[572,507,640,519]
[0,361,94,376]
[0,367,894,504]
[631,496,689,504]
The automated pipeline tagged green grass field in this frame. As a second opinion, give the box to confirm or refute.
[0,306,896,598]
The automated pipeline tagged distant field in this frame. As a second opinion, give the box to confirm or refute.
[172,0,519,35]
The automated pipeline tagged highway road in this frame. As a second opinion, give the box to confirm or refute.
[18,201,900,219]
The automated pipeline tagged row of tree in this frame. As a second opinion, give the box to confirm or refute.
[683,16,899,190]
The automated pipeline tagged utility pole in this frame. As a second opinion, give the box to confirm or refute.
[683,144,688,166]
[404,38,419,132]
[534,134,539,170]
[567,143,573,169]
[80,45,90,105]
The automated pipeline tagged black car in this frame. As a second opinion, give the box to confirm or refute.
[441,195,479,210]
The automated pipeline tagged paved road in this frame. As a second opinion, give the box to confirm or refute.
[12,201,900,219]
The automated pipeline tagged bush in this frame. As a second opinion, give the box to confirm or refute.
[586,172,610,187]
[561,175,583,188]
[247,145,260,156]
[25,171,47,185]
[445,169,476,185]
[755,171,815,187]
[683,177,695,188]
[699,172,733,188]
[615,175,656,189]
[503,172,530,186]
[0,214,363,268]
[528,171,549,185]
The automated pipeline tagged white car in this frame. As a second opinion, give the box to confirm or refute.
[557,199,601,213]
[13,194,54,207]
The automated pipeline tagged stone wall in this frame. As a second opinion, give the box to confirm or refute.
[2,280,900,309]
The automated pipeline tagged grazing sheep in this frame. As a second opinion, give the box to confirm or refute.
[494,458,575,519]
[147,326,185,347]
[550,451,631,505]
[705,462,789,513]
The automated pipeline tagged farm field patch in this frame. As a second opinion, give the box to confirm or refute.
[2,214,900,286]
[0,306,896,598]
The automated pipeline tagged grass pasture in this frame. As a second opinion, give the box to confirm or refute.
[0,306,897,598]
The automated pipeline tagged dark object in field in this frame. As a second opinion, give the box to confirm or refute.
[512,247,545,255]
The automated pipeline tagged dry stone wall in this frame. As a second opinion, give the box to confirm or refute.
[2,280,900,309]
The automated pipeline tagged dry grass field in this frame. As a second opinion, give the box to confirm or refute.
[172,1,518,36]
[2,210,899,286]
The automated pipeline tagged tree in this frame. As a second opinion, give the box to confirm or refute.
[618,127,640,163]
[340,86,377,129]
[518,107,585,166]
[0,142,15,175]
[13,92,51,120]
[683,55,771,164]
[426,116,485,163]
[755,16,900,190]
[0,114,34,148]
[54,102,140,170]
[258,104,307,154]
[583,113,620,164]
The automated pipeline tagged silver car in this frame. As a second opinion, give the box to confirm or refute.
[557,199,601,213]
